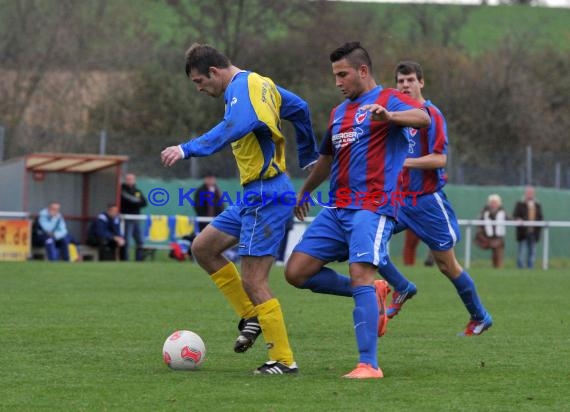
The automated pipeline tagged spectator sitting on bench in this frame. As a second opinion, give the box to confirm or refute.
[87,203,125,261]
[32,201,74,261]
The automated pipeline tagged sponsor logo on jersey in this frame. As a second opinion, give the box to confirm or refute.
[332,127,364,149]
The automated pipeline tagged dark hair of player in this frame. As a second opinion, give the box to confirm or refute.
[329,42,373,72]
[185,43,231,78]
[394,61,424,82]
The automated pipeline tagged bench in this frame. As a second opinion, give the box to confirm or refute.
[31,244,169,262]
[139,244,172,261]
[31,245,99,262]
[140,247,157,261]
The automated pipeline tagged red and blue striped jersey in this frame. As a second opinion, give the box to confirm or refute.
[320,86,423,217]
[399,100,448,195]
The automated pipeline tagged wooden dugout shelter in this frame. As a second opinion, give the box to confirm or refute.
[0,153,128,243]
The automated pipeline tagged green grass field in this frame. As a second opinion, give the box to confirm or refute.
[1,261,569,411]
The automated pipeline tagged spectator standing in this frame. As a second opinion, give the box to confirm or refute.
[120,173,147,261]
[193,173,225,233]
[513,186,543,269]
[475,194,507,268]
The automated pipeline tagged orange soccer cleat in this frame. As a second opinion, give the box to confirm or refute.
[342,363,384,379]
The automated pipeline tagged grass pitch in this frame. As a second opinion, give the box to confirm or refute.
[1,261,569,411]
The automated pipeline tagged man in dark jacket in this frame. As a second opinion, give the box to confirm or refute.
[120,173,147,261]
[193,173,224,233]
[88,203,125,261]
[513,186,543,269]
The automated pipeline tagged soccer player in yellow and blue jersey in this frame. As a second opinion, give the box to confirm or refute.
[161,43,318,374]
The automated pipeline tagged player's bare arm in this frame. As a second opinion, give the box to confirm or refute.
[389,108,430,128]
[295,155,333,221]
[404,153,447,169]
[361,104,430,129]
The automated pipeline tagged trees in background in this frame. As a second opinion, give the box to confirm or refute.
[0,0,152,156]
[0,0,568,185]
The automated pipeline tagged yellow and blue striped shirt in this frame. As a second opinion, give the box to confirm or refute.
[180,71,318,186]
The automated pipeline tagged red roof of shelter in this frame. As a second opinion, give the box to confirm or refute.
[25,153,128,173]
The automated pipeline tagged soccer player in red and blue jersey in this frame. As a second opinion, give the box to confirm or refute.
[285,43,430,379]
[161,43,319,375]
[379,61,493,336]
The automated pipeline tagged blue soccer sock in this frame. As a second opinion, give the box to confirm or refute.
[300,267,352,297]
[452,271,487,321]
[352,285,379,369]
[378,256,411,293]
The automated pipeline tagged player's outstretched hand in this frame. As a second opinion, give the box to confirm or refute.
[361,103,392,122]
[161,146,183,167]
[294,193,310,221]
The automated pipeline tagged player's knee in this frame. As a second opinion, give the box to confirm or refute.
[435,257,461,279]
[284,267,302,288]
[190,236,208,263]
[284,263,306,288]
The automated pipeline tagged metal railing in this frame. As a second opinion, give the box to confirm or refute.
[0,212,30,219]
[457,219,570,270]
[4,211,569,269]
[288,217,568,270]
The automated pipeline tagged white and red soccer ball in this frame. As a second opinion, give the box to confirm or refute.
[163,330,206,370]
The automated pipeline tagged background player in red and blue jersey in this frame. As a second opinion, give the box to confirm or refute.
[379,61,493,336]
[161,43,319,375]
[285,43,430,379]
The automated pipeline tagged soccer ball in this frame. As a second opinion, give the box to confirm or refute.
[162,330,206,370]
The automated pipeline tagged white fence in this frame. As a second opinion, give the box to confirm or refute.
[457,219,570,270]
[3,211,569,269]
[0,212,30,218]
[282,217,569,270]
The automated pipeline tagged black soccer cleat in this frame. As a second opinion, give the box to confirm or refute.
[254,360,299,375]
[234,316,262,353]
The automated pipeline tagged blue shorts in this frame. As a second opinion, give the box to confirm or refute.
[396,191,460,251]
[293,207,395,267]
[211,173,294,257]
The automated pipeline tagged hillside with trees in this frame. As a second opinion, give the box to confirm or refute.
[1,0,568,186]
